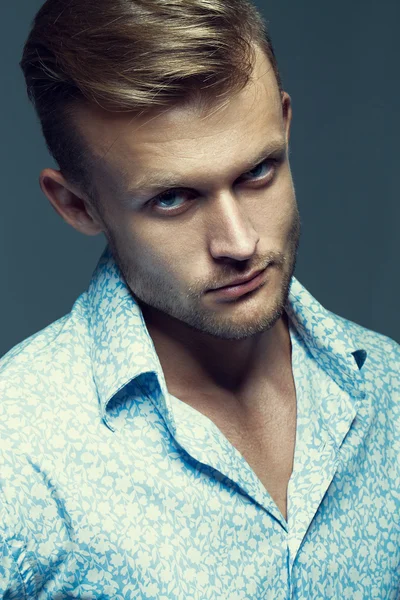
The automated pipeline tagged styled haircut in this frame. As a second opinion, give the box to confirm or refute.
[20,0,282,205]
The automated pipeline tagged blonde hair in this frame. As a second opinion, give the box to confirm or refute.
[20,0,282,203]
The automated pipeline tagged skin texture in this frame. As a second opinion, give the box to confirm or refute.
[40,45,301,423]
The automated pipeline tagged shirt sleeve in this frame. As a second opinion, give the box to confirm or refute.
[0,537,27,599]
[0,449,38,599]
[0,444,75,600]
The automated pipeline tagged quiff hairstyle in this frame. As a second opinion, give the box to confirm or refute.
[20,0,282,205]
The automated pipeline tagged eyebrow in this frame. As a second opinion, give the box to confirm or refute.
[123,138,286,202]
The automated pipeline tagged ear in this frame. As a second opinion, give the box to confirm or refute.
[39,168,104,236]
[281,91,292,144]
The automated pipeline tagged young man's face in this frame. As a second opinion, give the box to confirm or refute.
[75,46,301,340]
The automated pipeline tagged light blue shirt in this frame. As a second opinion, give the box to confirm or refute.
[0,245,399,599]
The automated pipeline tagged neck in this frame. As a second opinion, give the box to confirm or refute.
[141,305,293,404]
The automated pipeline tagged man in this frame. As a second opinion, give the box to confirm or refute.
[0,0,399,598]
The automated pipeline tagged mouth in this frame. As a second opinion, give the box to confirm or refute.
[213,268,265,290]
[208,266,269,301]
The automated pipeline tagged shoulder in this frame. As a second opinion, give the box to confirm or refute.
[0,292,90,374]
[290,276,399,376]
[0,292,93,431]
[329,309,399,381]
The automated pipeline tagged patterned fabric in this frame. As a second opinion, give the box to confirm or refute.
[0,245,399,599]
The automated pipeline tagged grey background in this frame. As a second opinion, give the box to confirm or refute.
[1,0,399,359]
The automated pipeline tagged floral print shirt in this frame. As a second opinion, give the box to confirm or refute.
[0,245,399,599]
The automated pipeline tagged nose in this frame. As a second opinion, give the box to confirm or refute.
[207,192,260,262]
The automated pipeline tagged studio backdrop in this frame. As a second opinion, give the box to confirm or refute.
[1,0,399,359]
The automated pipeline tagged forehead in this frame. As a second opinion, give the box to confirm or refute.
[74,46,284,194]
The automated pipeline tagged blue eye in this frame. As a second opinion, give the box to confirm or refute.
[242,160,274,181]
[153,189,190,210]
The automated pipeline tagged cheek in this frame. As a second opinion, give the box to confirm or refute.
[114,214,203,287]
[110,216,157,261]
[255,188,296,237]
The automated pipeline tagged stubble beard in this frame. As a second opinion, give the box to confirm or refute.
[107,207,301,341]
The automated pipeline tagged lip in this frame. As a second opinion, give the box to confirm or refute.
[209,267,268,301]
[213,269,265,290]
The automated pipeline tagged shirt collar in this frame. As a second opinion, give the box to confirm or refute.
[87,245,168,431]
[87,246,367,429]
[284,277,367,401]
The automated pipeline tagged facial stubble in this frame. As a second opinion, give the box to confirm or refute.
[106,205,301,342]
